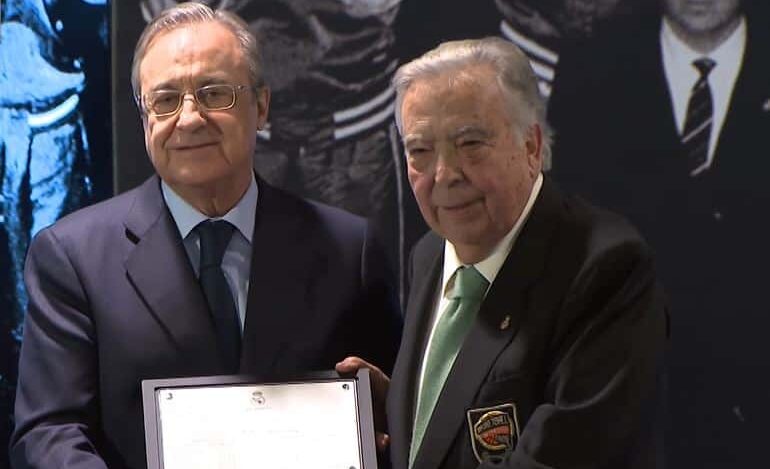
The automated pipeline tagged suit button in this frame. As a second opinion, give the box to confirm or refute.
[713,211,723,221]
[500,315,511,330]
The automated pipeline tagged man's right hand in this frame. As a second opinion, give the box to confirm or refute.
[336,356,391,452]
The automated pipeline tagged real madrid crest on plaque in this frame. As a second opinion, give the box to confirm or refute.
[466,403,520,463]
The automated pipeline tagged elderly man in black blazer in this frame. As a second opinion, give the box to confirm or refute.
[339,37,667,468]
[10,4,401,469]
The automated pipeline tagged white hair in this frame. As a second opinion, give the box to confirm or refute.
[131,2,264,105]
[392,37,552,163]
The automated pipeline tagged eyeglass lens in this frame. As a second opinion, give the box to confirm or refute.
[147,85,236,115]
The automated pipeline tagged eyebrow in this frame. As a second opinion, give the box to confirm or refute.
[147,75,231,93]
[450,125,493,140]
[402,134,432,148]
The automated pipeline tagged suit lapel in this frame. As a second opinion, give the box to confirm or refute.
[711,17,770,177]
[642,26,686,174]
[412,181,561,469]
[123,176,219,365]
[389,232,443,469]
[239,180,318,377]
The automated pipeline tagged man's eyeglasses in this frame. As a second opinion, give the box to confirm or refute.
[142,84,251,117]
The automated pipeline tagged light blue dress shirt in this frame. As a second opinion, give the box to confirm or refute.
[161,175,258,331]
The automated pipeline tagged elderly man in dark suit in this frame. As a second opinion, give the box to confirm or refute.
[339,37,667,468]
[9,3,401,469]
[548,1,770,466]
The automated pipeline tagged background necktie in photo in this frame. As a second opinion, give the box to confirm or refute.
[681,57,716,176]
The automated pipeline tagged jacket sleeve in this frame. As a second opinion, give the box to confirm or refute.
[483,238,668,469]
[10,227,109,469]
[355,221,403,376]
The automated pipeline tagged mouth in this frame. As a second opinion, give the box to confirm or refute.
[439,198,483,215]
[169,142,218,151]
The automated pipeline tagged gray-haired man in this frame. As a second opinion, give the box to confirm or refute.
[341,37,667,468]
[11,4,401,468]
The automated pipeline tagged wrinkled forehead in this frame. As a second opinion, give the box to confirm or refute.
[402,69,510,136]
[139,22,246,91]
[417,63,499,92]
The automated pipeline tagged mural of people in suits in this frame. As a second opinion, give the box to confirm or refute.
[494,0,645,99]
[548,0,770,466]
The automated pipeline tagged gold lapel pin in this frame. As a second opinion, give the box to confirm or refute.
[499,315,511,331]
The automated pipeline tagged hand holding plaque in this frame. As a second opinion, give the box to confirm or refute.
[336,356,391,452]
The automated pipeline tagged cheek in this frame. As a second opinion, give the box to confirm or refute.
[146,123,176,170]
[468,169,515,213]
[487,174,529,223]
[147,120,172,151]
[408,170,432,200]
[408,171,438,217]
[222,118,253,161]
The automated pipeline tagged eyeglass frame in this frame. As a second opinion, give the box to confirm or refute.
[137,84,256,117]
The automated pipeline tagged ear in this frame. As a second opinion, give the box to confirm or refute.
[524,123,543,177]
[255,87,271,128]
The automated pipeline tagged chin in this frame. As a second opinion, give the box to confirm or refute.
[168,166,230,188]
[443,226,488,247]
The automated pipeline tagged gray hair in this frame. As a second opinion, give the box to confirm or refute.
[392,37,552,164]
[131,2,263,104]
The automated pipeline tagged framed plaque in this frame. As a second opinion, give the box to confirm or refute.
[142,369,377,469]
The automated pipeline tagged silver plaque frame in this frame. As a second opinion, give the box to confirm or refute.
[142,370,378,469]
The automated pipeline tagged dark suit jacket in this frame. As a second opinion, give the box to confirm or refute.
[387,178,667,469]
[10,175,402,469]
[548,6,770,467]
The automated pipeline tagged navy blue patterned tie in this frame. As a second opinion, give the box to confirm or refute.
[197,220,240,372]
[681,58,716,176]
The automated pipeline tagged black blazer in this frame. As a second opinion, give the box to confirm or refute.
[548,7,770,466]
[549,6,770,248]
[10,175,402,469]
[387,178,667,468]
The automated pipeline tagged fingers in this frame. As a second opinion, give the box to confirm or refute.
[335,356,382,375]
[336,355,391,431]
[375,432,390,452]
[336,356,390,396]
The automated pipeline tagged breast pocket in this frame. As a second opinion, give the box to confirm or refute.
[464,375,538,465]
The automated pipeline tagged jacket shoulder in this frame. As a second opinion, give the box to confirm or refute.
[261,180,368,242]
[38,182,147,241]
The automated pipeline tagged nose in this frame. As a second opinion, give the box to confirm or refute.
[175,93,206,130]
[434,146,464,185]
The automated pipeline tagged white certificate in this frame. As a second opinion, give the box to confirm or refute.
[143,372,377,469]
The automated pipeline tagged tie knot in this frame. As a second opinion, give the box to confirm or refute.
[693,58,716,77]
[197,220,235,268]
[449,266,489,301]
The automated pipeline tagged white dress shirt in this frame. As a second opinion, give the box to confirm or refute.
[416,173,544,397]
[660,16,746,172]
[162,174,258,331]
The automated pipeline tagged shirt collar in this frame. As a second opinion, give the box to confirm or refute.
[162,173,258,242]
[441,172,544,296]
[661,15,746,72]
